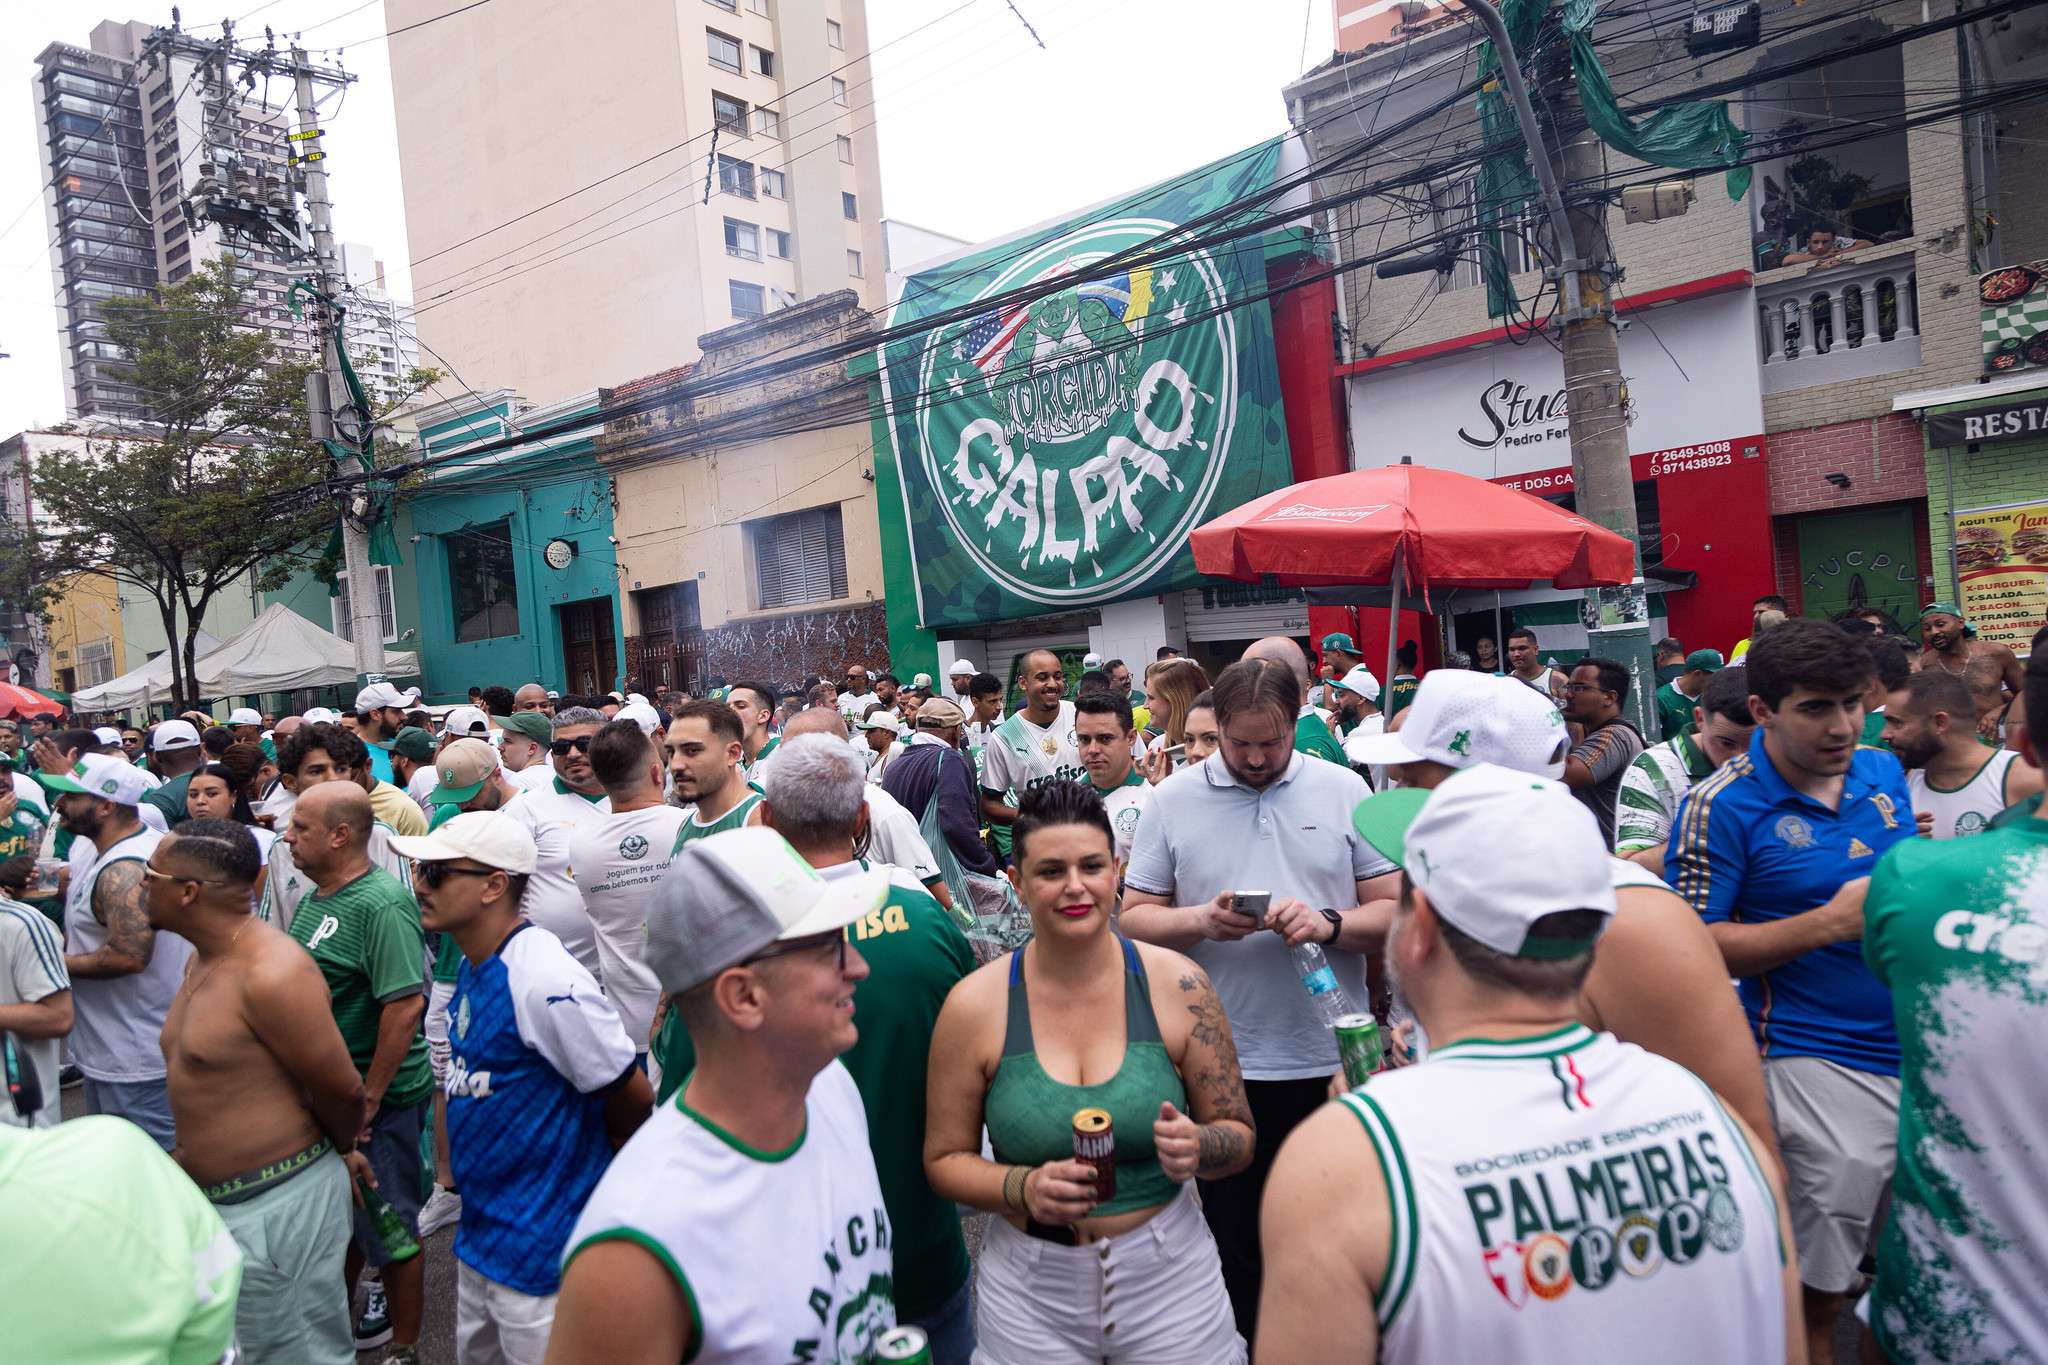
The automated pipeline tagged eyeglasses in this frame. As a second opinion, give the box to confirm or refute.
[415,861,499,889]
[746,930,848,973]
[1560,682,1608,695]
[549,736,595,756]
[140,864,237,888]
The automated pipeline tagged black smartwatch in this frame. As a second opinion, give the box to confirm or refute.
[1317,908,1343,945]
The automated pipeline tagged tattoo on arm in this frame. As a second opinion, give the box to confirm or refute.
[1178,970,1254,1131]
[96,861,155,969]
[1197,1123,1247,1174]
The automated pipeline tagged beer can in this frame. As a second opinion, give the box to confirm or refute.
[1072,1106,1116,1205]
[1336,1013,1383,1089]
[876,1325,932,1363]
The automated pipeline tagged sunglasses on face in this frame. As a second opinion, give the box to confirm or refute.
[746,930,848,973]
[549,736,595,756]
[415,862,498,889]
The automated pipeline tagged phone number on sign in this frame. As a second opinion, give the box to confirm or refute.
[1649,442,1733,475]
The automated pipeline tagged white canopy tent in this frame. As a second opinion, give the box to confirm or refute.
[68,628,224,712]
[71,604,419,711]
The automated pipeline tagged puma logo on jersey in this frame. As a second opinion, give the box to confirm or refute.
[304,915,340,951]
[546,989,576,1006]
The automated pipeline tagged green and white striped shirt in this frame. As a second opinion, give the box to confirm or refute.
[1614,728,1713,853]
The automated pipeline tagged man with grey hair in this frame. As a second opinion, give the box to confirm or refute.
[784,707,949,908]
[1244,636,1349,767]
[648,736,979,1356]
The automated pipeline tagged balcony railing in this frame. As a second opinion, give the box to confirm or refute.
[1756,248,1920,396]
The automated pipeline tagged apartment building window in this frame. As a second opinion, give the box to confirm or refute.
[847,249,863,277]
[768,228,792,259]
[707,29,743,73]
[706,0,738,10]
[836,135,853,164]
[842,192,858,221]
[752,504,847,609]
[332,565,399,643]
[827,19,843,47]
[748,0,770,12]
[712,91,749,134]
[760,167,786,198]
[717,154,756,197]
[168,261,191,282]
[755,107,781,136]
[730,279,766,319]
[1746,45,1911,268]
[724,217,761,260]
[831,77,848,105]
[448,522,521,643]
[752,47,775,77]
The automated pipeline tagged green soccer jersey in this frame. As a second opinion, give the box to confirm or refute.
[1385,674,1419,717]
[1293,710,1350,767]
[1864,816,2048,1359]
[1655,680,1696,743]
[0,1116,243,1364]
[670,789,763,854]
[288,866,435,1108]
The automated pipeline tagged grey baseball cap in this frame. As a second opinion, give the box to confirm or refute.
[647,827,888,995]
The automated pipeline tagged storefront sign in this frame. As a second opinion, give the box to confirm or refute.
[871,142,1292,629]
[1953,499,2048,655]
[1926,392,2048,448]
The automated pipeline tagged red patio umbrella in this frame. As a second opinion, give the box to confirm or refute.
[0,682,64,719]
[1191,462,1638,689]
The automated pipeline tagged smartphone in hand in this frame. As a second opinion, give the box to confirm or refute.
[1229,890,1271,922]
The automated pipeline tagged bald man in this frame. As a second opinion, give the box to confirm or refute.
[283,783,433,1358]
[1244,636,1350,767]
[513,683,553,718]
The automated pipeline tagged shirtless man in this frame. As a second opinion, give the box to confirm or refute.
[153,818,366,1365]
[1918,603,2023,741]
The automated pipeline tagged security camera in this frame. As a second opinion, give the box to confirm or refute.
[1614,317,1634,333]
[608,535,620,545]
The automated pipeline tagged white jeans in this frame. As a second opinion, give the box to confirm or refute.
[973,1184,1245,1364]
[455,1260,555,1365]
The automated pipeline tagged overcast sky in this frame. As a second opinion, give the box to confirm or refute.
[0,0,1332,432]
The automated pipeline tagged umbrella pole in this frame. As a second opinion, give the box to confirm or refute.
[1386,542,1404,692]
[1493,592,1504,675]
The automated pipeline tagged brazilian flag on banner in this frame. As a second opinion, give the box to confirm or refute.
[870,139,1295,630]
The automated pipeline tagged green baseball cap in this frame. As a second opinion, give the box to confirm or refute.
[392,726,436,762]
[1683,648,1725,673]
[1320,632,1360,655]
[498,711,553,745]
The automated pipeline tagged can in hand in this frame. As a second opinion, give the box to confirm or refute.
[1336,1013,1383,1089]
[1072,1106,1116,1205]
[876,1325,932,1362]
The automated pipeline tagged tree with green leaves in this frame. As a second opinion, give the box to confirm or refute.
[26,256,432,711]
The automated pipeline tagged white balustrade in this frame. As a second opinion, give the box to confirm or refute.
[1755,250,1921,395]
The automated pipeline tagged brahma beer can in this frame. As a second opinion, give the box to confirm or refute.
[1072,1107,1116,1204]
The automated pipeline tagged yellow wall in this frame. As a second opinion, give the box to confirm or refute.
[44,568,124,692]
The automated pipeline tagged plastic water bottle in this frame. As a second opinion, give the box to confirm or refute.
[1290,941,1358,1028]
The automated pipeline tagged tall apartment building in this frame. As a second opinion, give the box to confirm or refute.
[386,0,888,407]
[339,242,422,414]
[34,20,315,421]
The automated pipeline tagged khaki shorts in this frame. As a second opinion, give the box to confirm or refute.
[1764,1055,1899,1294]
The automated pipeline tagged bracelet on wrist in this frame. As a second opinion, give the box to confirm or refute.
[1002,1164,1029,1213]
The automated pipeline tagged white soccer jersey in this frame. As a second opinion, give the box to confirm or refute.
[566,804,687,1052]
[979,702,1083,802]
[1907,748,2021,840]
[1347,1025,1786,1364]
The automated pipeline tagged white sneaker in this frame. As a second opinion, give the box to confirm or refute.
[417,1184,462,1239]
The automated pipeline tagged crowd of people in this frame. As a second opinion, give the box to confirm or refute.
[0,597,2042,1364]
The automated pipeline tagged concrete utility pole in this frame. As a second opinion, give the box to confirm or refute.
[288,47,383,684]
[1456,0,1658,734]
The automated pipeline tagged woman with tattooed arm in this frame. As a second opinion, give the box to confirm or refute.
[924,781,1254,1363]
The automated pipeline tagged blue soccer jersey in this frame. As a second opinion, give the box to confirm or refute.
[446,922,636,1295]
[1666,728,1913,1074]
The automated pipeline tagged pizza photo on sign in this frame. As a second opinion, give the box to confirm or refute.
[1956,525,2006,572]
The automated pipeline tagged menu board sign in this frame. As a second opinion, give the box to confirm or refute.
[1954,499,2048,655]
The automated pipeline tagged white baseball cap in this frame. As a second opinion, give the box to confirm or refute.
[46,752,152,807]
[615,700,664,735]
[151,719,202,752]
[355,681,421,712]
[389,809,538,876]
[1353,762,1615,958]
[1330,664,1383,704]
[947,659,977,676]
[442,705,492,739]
[301,706,341,725]
[1082,652,1104,670]
[1347,671,1568,779]
[92,726,123,746]
[857,711,902,733]
[227,708,262,727]
[646,827,886,994]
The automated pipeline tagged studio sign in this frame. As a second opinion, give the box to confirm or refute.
[1458,379,1571,451]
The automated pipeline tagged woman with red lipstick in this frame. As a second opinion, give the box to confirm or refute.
[925,781,1255,1362]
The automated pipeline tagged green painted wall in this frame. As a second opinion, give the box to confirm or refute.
[1922,383,2048,605]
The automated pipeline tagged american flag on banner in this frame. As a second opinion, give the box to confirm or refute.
[960,303,1028,372]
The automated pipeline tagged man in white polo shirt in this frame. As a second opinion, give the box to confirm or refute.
[1122,656,1396,1342]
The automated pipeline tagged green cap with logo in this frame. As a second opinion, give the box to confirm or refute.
[392,726,436,762]
[1683,648,1725,674]
[1320,632,1360,656]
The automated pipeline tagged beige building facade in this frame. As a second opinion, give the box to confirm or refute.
[387,0,888,411]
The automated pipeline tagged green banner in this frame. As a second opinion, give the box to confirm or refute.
[871,140,1294,629]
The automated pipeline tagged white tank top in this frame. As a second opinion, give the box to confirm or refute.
[1345,1025,1786,1364]
[563,1059,896,1360]
[1907,749,2019,840]
[64,826,190,1083]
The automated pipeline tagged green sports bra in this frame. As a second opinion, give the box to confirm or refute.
[984,935,1186,1217]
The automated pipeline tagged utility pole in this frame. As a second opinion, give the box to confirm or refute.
[287,46,383,685]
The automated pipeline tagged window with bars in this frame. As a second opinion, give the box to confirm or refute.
[333,565,399,643]
[752,504,847,609]
[448,521,521,642]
